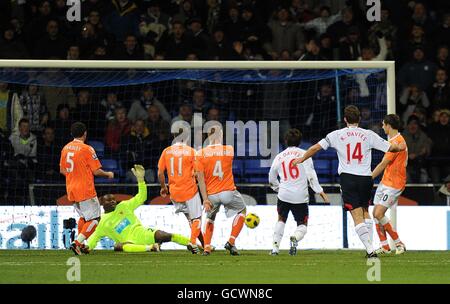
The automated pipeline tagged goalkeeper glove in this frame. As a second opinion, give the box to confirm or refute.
[131,164,146,183]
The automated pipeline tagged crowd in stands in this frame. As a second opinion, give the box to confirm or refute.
[0,0,450,203]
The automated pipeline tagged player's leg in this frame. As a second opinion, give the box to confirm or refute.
[203,194,221,255]
[363,207,374,244]
[114,242,160,253]
[182,213,205,249]
[154,230,190,247]
[272,199,289,255]
[185,193,203,254]
[373,204,391,253]
[289,203,309,256]
[223,191,247,256]
[373,186,405,254]
[349,207,375,257]
[71,198,101,255]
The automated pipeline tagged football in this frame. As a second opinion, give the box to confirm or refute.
[245,213,260,229]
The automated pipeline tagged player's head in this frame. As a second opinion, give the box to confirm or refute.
[100,194,117,213]
[71,122,87,140]
[284,128,302,147]
[382,114,401,134]
[343,105,361,125]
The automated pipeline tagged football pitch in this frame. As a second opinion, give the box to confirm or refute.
[1,250,449,284]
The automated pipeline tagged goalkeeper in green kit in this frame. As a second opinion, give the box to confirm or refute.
[84,165,190,253]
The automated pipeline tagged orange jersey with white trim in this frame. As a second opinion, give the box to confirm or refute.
[381,134,408,190]
[60,139,101,202]
[196,144,236,195]
[158,143,198,202]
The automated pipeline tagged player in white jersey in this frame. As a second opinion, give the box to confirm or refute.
[292,106,405,258]
[269,129,329,256]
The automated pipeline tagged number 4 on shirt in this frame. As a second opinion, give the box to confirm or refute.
[346,142,363,164]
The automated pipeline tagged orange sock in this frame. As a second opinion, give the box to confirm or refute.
[203,220,214,252]
[376,223,390,250]
[77,218,86,235]
[383,222,400,242]
[229,213,245,245]
[190,219,201,245]
[77,219,98,244]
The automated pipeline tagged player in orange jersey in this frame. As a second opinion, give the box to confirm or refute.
[60,122,114,255]
[157,126,210,254]
[196,123,247,256]
[372,114,407,255]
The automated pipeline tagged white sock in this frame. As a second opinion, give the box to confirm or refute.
[355,223,373,254]
[273,221,285,252]
[365,218,374,243]
[76,234,86,243]
[293,224,307,242]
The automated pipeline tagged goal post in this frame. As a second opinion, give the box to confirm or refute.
[0,59,397,248]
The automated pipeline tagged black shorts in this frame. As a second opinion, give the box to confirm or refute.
[277,199,309,225]
[340,173,373,211]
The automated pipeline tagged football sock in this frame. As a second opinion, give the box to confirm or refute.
[203,220,214,252]
[77,219,98,244]
[190,219,202,245]
[77,217,85,235]
[376,224,390,250]
[380,216,401,244]
[355,223,373,254]
[273,221,285,251]
[171,234,190,246]
[123,244,152,252]
[293,224,307,242]
[365,218,374,243]
[229,213,245,245]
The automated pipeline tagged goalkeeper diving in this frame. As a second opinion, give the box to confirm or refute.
[83,165,191,253]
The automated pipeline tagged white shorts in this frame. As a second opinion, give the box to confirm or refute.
[373,183,403,208]
[207,190,246,219]
[74,197,101,221]
[172,192,202,220]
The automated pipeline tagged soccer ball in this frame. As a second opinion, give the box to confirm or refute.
[245,213,260,229]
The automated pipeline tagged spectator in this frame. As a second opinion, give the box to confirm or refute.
[139,1,170,44]
[367,6,398,51]
[428,109,450,183]
[156,20,192,60]
[403,115,431,183]
[173,0,197,25]
[128,85,171,123]
[398,46,438,92]
[67,44,80,60]
[399,84,430,123]
[186,17,210,59]
[407,2,435,35]
[434,175,450,205]
[222,6,242,44]
[103,0,139,42]
[24,0,53,49]
[206,0,221,34]
[9,118,37,164]
[338,26,362,60]
[171,103,194,125]
[52,103,72,147]
[428,69,450,113]
[101,91,123,122]
[0,83,13,131]
[206,107,220,122]
[105,107,132,156]
[299,38,326,60]
[326,7,359,48]
[78,22,109,59]
[318,33,334,60]
[114,34,144,60]
[72,89,104,139]
[400,24,432,64]
[239,5,270,59]
[434,13,450,47]
[120,119,155,182]
[266,7,304,59]
[190,88,211,116]
[34,20,68,59]
[146,105,170,142]
[18,84,49,135]
[0,27,29,59]
[36,126,61,182]
[208,27,243,60]
[289,0,315,23]
[434,45,450,73]
[302,5,341,37]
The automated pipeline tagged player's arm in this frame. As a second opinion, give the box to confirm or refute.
[268,157,280,192]
[93,168,114,179]
[388,141,406,152]
[292,143,322,166]
[122,165,148,210]
[86,147,114,178]
[59,152,67,176]
[304,159,329,203]
[157,150,169,197]
[372,155,393,179]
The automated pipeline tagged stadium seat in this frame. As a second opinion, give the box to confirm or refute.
[299,141,312,150]
[88,140,105,158]
[313,159,332,183]
[232,159,244,178]
[96,159,120,183]
[243,159,269,183]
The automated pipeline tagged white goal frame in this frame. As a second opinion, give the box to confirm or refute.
[0,59,397,248]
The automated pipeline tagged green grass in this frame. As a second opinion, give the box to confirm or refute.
[0,250,449,284]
